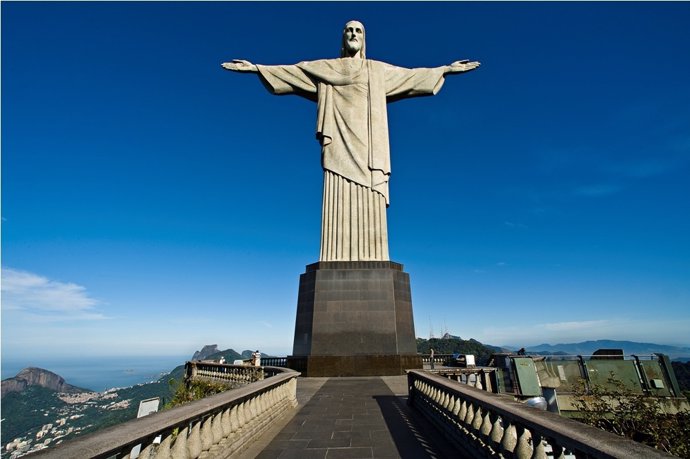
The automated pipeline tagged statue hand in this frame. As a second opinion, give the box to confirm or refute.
[221,59,258,72]
[446,59,481,74]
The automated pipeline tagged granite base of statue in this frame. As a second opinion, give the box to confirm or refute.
[287,261,422,377]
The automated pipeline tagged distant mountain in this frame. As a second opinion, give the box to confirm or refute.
[191,344,220,361]
[189,345,261,363]
[416,337,507,366]
[524,340,690,360]
[1,367,89,398]
[440,333,462,340]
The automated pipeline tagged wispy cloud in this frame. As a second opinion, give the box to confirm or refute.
[1,267,108,321]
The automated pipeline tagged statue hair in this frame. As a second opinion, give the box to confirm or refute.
[340,20,366,58]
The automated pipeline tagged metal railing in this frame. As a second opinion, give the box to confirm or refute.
[29,366,300,459]
[407,370,671,458]
[259,357,288,368]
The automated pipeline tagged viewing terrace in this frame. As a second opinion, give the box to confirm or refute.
[29,361,672,458]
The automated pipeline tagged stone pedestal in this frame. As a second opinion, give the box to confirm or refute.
[289,261,422,376]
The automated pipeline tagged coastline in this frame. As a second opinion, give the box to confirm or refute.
[1,355,188,392]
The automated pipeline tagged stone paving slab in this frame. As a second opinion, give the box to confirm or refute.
[253,376,460,459]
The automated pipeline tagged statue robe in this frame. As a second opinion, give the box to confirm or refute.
[256,58,446,261]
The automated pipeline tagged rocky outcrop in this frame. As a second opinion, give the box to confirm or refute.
[191,344,219,361]
[1,367,87,398]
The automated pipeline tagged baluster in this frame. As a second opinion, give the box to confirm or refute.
[437,390,445,410]
[264,391,271,418]
[451,396,461,417]
[256,393,264,420]
[248,397,257,425]
[211,411,223,445]
[424,383,434,407]
[289,378,298,406]
[152,431,173,459]
[458,400,468,425]
[188,421,202,459]
[269,387,278,412]
[471,405,483,432]
[265,388,273,411]
[463,402,475,427]
[441,391,450,411]
[474,373,483,390]
[529,430,547,459]
[237,401,247,431]
[229,405,240,436]
[170,426,189,459]
[480,408,493,438]
[436,388,445,413]
[275,387,284,413]
[200,416,214,452]
[276,383,284,404]
[256,392,266,419]
[221,407,232,438]
[500,422,517,455]
[260,392,268,417]
[489,413,504,448]
[515,425,532,459]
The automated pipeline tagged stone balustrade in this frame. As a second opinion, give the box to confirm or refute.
[29,367,299,459]
[421,353,454,367]
[432,367,498,393]
[407,370,672,458]
[186,361,266,386]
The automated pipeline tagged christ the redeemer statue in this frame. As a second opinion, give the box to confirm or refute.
[222,20,479,262]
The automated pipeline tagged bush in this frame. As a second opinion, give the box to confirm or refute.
[571,372,690,457]
[165,379,229,408]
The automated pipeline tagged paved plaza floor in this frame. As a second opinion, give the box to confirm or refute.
[247,376,460,459]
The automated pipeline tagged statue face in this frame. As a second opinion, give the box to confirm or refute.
[342,21,364,56]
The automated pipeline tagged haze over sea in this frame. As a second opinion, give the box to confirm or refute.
[1,355,188,393]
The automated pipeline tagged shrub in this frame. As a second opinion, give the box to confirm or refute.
[571,372,690,457]
[165,379,229,408]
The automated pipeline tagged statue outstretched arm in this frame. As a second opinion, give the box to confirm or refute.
[221,59,258,73]
[444,59,481,74]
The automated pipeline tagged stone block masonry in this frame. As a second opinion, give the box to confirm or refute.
[290,261,421,376]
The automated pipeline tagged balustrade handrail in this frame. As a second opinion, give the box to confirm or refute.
[29,366,300,458]
[407,370,672,458]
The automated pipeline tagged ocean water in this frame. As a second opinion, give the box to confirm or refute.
[1,355,189,392]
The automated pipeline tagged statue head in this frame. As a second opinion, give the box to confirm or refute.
[341,20,365,58]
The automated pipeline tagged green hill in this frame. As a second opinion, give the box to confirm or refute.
[0,348,261,454]
[416,337,503,365]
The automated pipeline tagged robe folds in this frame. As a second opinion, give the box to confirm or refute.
[256,58,446,261]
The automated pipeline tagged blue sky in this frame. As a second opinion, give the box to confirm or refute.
[2,2,689,361]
